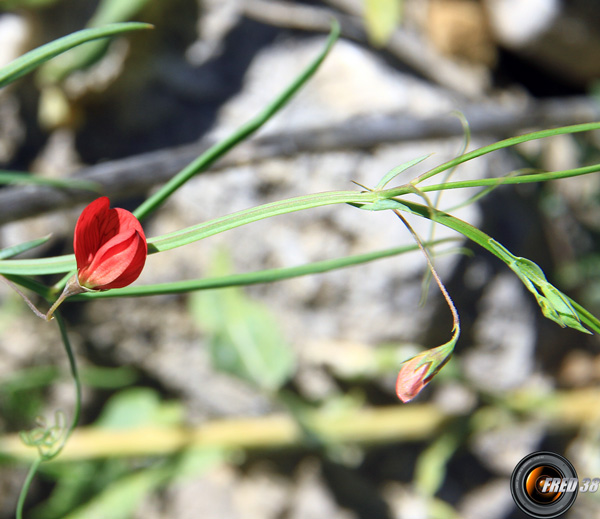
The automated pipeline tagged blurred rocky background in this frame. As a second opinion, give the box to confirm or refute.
[1,0,600,518]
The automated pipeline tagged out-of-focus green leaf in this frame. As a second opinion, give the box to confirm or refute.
[0,366,59,393]
[0,0,60,8]
[80,366,139,389]
[172,448,230,482]
[61,467,168,519]
[89,0,150,26]
[364,0,403,47]
[0,170,100,191]
[414,430,461,496]
[189,250,295,391]
[0,235,51,260]
[38,0,151,84]
[33,461,100,519]
[0,23,152,89]
[54,447,225,519]
[95,388,183,429]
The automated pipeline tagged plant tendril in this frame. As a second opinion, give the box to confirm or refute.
[15,312,82,519]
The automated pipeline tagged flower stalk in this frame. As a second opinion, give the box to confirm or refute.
[393,209,460,402]
[44,274,88,321]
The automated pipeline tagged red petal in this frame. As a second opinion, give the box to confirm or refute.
[99,232,147,289]
[113,207,145,242]
[74,197,111,270]
[78,229,145,289]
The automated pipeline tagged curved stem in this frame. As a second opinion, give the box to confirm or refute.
[15,312,82,519]
[0,275,46,319]
[50,312,82,457]
[45,275,86,321]
[16,458,42,519]
[393,210,459,331]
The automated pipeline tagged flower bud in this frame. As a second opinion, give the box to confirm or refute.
[396,343,453,402]
[74,196,147,290]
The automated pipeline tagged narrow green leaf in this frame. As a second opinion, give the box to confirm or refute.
[410,122,600,186]
[133,21,341,221]
[62,468,168,519]
[38,0,152,83]
[75,241,451,299]
[0,254,75,275]
[0,190,371,275]
[375,154,431,190]
[0,235,52,260]
[415,164,600,195]
[0,22,153,89]
[1,123,598,281]
[0,171,100,191]
[146,190,369,253]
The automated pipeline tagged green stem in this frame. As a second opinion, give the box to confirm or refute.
[14,314,81,518]
[54,312,82,454]
[16,458,42,519]
[72,240,454,299]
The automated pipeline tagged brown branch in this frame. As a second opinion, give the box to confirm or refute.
[0,96,598,224]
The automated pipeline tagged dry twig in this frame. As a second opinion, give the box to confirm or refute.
[0,96,598,224]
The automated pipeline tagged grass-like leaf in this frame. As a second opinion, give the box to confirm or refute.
[0,255,75,275]
[0,22,153,89]
[0,171,100,191]
[74,241,451,299]
[415,164,600,194]
[38,0,152,84]
[0,235,52,260]
[375,154,432,190]
[2,161,599,274]
[409,121,600,186]
[146,190,367,253]
[132,21,341,221]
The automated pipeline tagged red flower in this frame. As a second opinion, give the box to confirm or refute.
[45,197,147,320]
[395,343,453,403]
[74,197,147,290]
